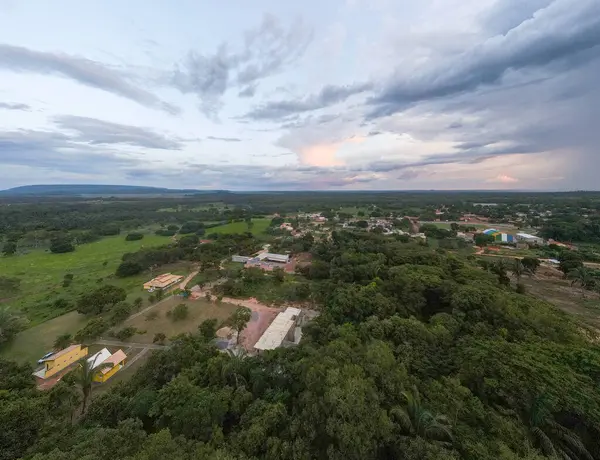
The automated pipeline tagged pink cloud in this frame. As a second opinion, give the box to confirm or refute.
[487,174,518,183]
[298,143,344,166]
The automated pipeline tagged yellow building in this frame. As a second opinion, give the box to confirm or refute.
[88,348,127,383]
[34,344,88,380]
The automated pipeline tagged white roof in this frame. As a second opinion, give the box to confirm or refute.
[516,232,541,239]
[254,307,301,351]
[87,348,111,369]
[257,252,289,262]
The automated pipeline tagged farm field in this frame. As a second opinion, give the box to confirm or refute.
[207,218,270,235]
[1,233,173,325]
[117,297,239,344]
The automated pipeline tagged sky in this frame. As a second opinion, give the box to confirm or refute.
[0,0,599,191]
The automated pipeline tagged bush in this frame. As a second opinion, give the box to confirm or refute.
[516,283,527,294]
[145,311,159,321]
[153,332,167,344]
[155,229,176,237]
[171,303,189,321]
[125,232,144,241]
[76,285,127,315]
[180,221,204,234]
[114,327,138,341]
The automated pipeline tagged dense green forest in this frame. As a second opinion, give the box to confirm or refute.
[3,229,600,460]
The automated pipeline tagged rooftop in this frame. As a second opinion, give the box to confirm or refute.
[144,273,183,288]
[87,348,112,369]
[99,349,127,374]
[42,344,81,362]
[254,307,301,351]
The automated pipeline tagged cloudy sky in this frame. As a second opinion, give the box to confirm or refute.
[0,0,599,190]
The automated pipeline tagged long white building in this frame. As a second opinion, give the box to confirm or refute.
[254,307,302,352]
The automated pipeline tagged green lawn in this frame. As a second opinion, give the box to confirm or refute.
[0,311,88,364]
[1,233,173,325]
[207,218,270,235]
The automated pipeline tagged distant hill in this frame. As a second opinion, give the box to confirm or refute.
[0,184,223,196]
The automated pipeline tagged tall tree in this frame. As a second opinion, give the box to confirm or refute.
[0,307,27,345]
[511,259,525,283]
[73,357,111,414]
[2,241,17,256]
[227,307,252,345]
[568,267,595,297]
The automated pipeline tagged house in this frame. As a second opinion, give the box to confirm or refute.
[254,307,302,352]
[87,347,127,383]
[33,344,88,380]
[232,255,251,263]
[143,273,183,291]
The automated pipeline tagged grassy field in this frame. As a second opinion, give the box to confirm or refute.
[117,297,238,344]
[1,233,175,325]
[207,218,270,235]
[0,311,88,364]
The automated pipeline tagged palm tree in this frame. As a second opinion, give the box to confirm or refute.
[568,267,595,298]
[73,356,111,414]
[390,386,452,442]
[527,395,593,460]
[222,347,248,388]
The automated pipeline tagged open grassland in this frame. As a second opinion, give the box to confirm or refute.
[207,218,270,235]
[117,297,238,344]
[1,234,173,325]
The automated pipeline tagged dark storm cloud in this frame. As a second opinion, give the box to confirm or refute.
[243,82,372,120]
[0,44,179,114]
[367,0,600,118]
[0,102,30,111]
[206,136,242,142]
[171,14,312,114]
[53,115,183,149]
[0,129,140,173]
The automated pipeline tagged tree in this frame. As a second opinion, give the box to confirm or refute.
[0,307,27,345]
[110,301,132,324]
[559,251,584,277]
[511,259,525,282]
[527,395,593,460]
[272,267,285,283]
[116,260,143,277]
[77,285,127,315]
[53,333,73,350]
[198,318,218,341]
[490,259,511,286]
[521,256,541,275]
[178,234,199,248]
[155,289,164,301]
[227,306,252,345]
[50,236,75,254]
[391,386,452,442]
[47,380,81,422]
[2,241,16,256]
[153,332,167,344]
[74,318,109,342]
[568,267,595,297]
[474,233,495,247]
[73,356,111,414]
[125,232,144,241]
[133,296,144,310]
[172,303,189,321]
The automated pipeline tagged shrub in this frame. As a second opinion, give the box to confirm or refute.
[516,283,527,294]
[125,232,144,241]
[114,327,137,341]
[153,332,167,344]
[109,301,132,325]
[145,311,159,321]
[171,303,189,321]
